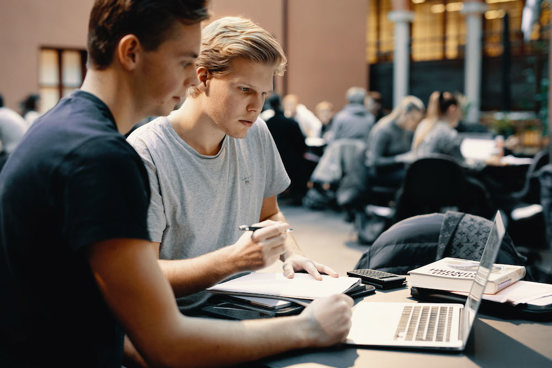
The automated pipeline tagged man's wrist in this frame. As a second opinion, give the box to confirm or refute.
[217,245,243,274]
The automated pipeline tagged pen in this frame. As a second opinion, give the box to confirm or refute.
[239,225,293,232]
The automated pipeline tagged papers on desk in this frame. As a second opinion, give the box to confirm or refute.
[452,280,552,307]
[500,155,533,166]
[461,138,497,161]
[207,272,361,300]
[305,137,326,147]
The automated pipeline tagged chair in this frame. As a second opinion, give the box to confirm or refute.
[303,139,366,211]
[506,149,549,250]
[391,154,494,225]
[510,149,549,204]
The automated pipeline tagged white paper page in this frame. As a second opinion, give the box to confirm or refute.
[207,272,360,299]
[453,280,552,306]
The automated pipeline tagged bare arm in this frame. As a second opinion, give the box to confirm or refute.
[260,196,339,280]
[88,238,353,368]
[153,222,289,297]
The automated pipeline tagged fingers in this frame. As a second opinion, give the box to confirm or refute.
[302,261,322,281]
[316,263,339,278]
[302,294,353,346]
[244,223,288,268]
[282,262,295,279]
[282,256,339,280]
[249,222,289,244]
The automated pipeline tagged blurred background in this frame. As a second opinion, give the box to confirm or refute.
[0,0,550,150]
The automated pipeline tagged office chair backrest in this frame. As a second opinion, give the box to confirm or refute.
[392,154,494,223]
[512,148,550,204]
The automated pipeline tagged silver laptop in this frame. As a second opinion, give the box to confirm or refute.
[346,211,506,351]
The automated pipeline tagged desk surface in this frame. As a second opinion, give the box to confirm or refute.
[256,286,552,368]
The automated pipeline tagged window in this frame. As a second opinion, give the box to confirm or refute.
[366,0,549,64]
[367,0,394,63]
[39,48,87,113]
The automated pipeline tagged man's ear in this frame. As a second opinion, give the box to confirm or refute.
[197,67,210,86]
[117,35,141,71]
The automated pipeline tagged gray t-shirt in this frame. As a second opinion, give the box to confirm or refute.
[127,116,290,309]
[416,121,464,161]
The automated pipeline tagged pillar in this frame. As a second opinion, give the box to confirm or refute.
[388,9,414,107]
[462,1,487,124]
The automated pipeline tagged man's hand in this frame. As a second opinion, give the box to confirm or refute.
[299,294,353,347]
[282,253,339,280]
[229,221,289,272]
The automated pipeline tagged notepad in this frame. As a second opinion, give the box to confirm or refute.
[207,272,361,300]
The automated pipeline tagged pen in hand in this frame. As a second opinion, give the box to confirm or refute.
[239,225,293,232]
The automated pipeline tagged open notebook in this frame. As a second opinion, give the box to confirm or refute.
[346,211,505,351]
[207,272,361,303]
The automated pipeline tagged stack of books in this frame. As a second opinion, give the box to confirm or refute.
[408,257,552,319]
[407,257,526,294]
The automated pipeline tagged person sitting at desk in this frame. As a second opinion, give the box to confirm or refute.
[265,93,309,205]
[325,86,374,142]
[413,91,507,170]
[283,94,322,138]
[0,4,352,367]
[127,16,340,313]
[364,95,425,189]
[412,91,465,162]
[315,100,335,139]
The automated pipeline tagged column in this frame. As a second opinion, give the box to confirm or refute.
[388,9,414,107]
[462,0,487,124]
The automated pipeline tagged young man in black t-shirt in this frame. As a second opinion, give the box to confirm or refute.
[0,1,353,367]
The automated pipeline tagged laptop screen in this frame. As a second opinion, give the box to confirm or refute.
[461,211,506,343]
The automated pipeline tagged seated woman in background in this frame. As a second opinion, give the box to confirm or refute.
[412,91,464,162]
[365,95,425,189]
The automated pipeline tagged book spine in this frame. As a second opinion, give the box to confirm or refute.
[488,268,526,293]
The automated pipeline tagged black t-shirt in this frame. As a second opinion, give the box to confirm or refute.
[0,90,151,367]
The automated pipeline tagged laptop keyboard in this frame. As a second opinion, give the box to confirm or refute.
[394,305,453,342]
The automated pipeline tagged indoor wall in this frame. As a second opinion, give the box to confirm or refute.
[0,0,369,115]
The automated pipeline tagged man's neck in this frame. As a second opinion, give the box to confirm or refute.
[80,69,140,135]
[169,98,226,156]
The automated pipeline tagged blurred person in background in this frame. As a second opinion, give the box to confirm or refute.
[412,91,464,162]
[266,93,308,205]
[0,93,27,169]
[365,91,384,122]
[315,100,335,139]
[283,94,322,138]
[365,95,425,189]
[325,87,374,142]
[19,93,41,126]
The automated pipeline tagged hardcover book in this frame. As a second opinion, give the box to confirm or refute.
[408,257,526,294]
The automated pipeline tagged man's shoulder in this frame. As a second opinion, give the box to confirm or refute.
[127,116,171,146]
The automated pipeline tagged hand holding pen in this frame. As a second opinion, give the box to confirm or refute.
[238,221,291,243]
[232,221,290,270]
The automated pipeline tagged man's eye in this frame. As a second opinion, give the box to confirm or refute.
[240,87,250,92]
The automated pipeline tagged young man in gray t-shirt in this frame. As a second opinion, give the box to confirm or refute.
[128,17,341,311]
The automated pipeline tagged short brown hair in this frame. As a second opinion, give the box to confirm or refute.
[87,0,209,69]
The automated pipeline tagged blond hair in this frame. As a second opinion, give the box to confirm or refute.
[412,91,440,149]
[189,16,286,96]
[379,95,424,128]
[412,91,458,149]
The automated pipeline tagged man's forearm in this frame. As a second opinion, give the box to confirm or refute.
[158,246,240,297]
